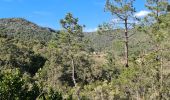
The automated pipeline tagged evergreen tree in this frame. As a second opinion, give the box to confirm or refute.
[144,0,169,98]
[56,13,91,100]
[105,0,136,67]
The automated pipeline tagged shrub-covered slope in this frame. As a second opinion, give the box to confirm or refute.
[0,18,54,42]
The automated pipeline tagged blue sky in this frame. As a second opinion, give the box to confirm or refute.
[0,0,149,32]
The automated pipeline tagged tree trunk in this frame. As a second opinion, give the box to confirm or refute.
[159,46,163,99]
[160,49,163,89]
[71,58,76,87]
[124,18,129,67]
[71,57,80,100]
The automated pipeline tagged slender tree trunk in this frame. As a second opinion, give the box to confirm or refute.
[136,90,140,100]
[71,57,80,100]
[160,47,163,88]
[156,1,159,22]
[71,58,76,86]
[159,46,163,99]
[156,2,163,97]
[124,18,129,67]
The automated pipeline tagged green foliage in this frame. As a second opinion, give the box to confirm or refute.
[105,0,136,18]
[0,68,40,100]
[0,18,53,43]
[37,88,63,100]
[0,37,46,75]
[0,2,170,99]
[168,5,170,11]
[48,13,94,87]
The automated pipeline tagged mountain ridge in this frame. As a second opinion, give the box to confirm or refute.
[0,18,56,42]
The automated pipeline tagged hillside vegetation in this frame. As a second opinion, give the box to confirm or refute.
[0,18,54,42]
[0,1,170,100]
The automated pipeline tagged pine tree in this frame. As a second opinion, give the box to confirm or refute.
[105,0,136,67]
[145,0,169,98]
[58,13,90,100]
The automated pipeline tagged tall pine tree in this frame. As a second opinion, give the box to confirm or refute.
[105,0,136,67]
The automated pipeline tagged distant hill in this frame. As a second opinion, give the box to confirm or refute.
[84,29,151,56]
[0,18,55,42]
[0,14,169,52]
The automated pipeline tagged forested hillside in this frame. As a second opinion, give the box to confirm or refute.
[0,18,54,42]
[0,0,170,100]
